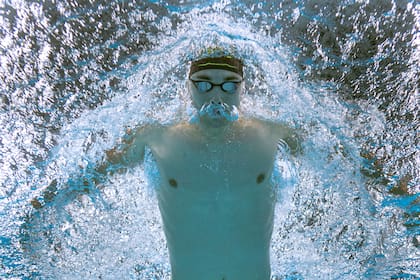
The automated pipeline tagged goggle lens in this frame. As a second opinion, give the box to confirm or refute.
[191,80,241,94]
[195,81,212,92]
[221,82,238,92]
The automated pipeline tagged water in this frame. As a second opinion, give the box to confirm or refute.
[0,0,418,279]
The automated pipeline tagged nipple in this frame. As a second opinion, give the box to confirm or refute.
[256,173,265,184]
[168,178,178,188]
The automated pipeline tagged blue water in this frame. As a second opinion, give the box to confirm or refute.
[0,0,419,279]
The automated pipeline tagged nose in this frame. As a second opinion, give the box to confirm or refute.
[209,89,223,105]
[210,99,222,105]
[210,94,224,105]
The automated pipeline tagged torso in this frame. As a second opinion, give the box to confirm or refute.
[146,119,280,280]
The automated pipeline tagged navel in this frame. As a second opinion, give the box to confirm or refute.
[256,173,266,184]
[168,178,178,188]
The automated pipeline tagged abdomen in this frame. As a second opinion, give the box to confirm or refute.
[157,182,275,280]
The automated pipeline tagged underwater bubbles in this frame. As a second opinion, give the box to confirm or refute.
[1,0,418,279]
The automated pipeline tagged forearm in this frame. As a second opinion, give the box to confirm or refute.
[30,127,147,210]
[31,163,105,210]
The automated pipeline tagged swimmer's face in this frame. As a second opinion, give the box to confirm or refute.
[188,69,243,111]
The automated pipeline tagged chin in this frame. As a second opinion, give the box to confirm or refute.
[204,116,238,128]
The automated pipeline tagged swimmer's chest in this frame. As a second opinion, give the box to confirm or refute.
[151,127,278,190]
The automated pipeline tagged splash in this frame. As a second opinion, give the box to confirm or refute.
[1,1,418,279]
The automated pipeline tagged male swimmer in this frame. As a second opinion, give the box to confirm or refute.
[100,53,299,280]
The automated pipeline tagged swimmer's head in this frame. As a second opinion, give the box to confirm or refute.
[187,47,244,125]
[188,67,243,125]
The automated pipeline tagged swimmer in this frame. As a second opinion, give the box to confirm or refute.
[37,52,300,279]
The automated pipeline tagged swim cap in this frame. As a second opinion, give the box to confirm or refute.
[189,56,243,78]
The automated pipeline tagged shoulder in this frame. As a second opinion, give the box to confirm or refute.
[240,118,298,141]
[167,122,194,133]
[143,121,199,141]
[129,123,167,144]
[238,118,283,134]
[236,118,267,130]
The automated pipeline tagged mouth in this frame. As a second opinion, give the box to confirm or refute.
[205,106,224,119]
[199,103,239,121]
[213,108,222,116]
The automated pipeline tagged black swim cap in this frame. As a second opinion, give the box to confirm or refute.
[189,56,243,78]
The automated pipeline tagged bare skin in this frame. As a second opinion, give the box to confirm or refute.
[101,69,298,279]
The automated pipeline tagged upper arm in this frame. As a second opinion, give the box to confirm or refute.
[108,128,146,165]
[98,125,157,174]
[269,121,302,155]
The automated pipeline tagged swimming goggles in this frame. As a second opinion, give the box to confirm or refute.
[190,80,242,94]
